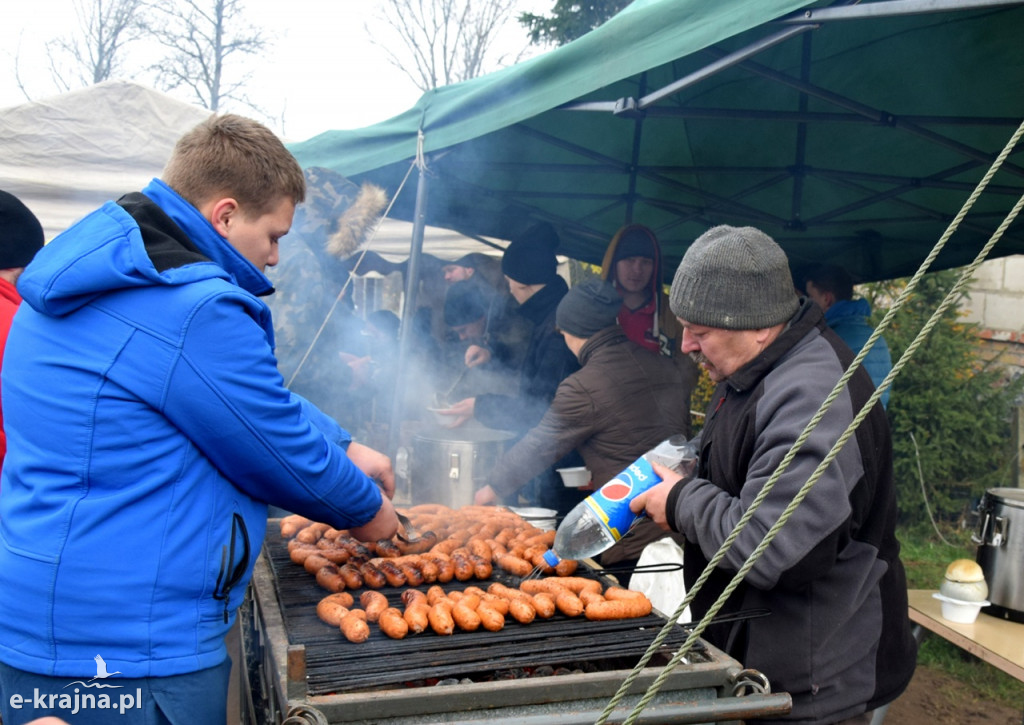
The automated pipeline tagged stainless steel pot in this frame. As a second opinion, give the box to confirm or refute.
[406,426,515,507]
[973,487,1024,622]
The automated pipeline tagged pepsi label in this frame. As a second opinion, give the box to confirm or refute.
[582,456,663,541]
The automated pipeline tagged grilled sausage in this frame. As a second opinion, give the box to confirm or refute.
[450,550,474,581]
[315,564,345,593]
[303,554,332,575]
[316,593,354,627]
[409,556,439,584]
[402,588,427,607]
[378,607,409,639]
[554,589,585,617]
[338,564,363,590]
[296,522,330,544]
[469,554,493,580]
[403,602,431,634]
[339,611,370,643]
[495,554,533,577]
[374,539,403,558]
[479,592,510,615]
[280,514,314,538]
[584,597,653,620]
[359,562,388,589]
[428,601,455,635]
[530,592,556,619]
[452,601,482,631]
[476,603,505,632]
[397,560,425,587]
[426,585,448,606]
[507,598,536,624]
[376,559,407,588]
[424,553,455,583]
[395,530,439,555]
[604,586,648,602]
[359,591,389,623]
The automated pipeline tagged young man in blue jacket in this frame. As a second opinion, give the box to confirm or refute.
[0,114,398,725]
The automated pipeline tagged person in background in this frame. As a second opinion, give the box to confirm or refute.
[0,114,398,725]
[601,223,699,401]
[440,280,508,402]
[474,278,692,544]
[803,263,893,408]
[632,225,916,725]
[0,190,44,471]
[441,222,582,510]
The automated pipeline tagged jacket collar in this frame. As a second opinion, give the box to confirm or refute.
[577,326,628,366]
[726,298,824,392]
[141,179,274,297]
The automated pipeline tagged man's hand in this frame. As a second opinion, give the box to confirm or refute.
[350,496,399,542]
[465,345,491,368]
[347,441,396,499]
[474,485,498,506]
[629,461,684,530]
[437,397,475,428]
[340,352,373,387]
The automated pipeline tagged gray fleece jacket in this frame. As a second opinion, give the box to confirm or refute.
[668,300,916,724]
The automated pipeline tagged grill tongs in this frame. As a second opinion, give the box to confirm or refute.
[521,560,685,582]
[394,511,424,544]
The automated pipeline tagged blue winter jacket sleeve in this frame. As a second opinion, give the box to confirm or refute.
[149,288,382,529]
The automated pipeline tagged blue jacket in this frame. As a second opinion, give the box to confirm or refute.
[825,298,892,409]
[0,180,383,678]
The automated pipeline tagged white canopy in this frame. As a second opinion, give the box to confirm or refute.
[0,80,499,264]
[0,81,211,241]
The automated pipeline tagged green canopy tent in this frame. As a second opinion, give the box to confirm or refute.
[290,0,1024,287]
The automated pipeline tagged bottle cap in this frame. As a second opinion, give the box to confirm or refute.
[542,550,560,568]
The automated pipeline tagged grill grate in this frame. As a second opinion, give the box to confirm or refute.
[263,532,706,696]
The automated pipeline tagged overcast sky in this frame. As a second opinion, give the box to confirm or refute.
[1,0,549,142]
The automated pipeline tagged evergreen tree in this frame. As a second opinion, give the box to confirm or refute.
[520,0,632,46]
[865,270,1024,525]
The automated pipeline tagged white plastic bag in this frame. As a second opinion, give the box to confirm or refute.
[628,536,690,622]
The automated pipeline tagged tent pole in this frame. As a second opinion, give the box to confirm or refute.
[387,158,430,477]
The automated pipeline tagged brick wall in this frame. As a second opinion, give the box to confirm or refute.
[964,255,1024,380]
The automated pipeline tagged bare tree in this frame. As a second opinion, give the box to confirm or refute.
[369,0,527,91]
[43,0,146,93]
[146,0,268,112]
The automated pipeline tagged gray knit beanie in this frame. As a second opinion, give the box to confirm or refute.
[669,225,799,330]
[556,278,622,338]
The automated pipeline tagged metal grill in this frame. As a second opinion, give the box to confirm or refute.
[263,531,705,696]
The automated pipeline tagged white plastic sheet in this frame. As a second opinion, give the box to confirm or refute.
[629,536,690,622]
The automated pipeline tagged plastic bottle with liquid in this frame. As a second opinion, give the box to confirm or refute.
[543,435,697,566]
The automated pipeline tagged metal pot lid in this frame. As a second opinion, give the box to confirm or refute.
[983,487,1024,508]
[414,426,516,443]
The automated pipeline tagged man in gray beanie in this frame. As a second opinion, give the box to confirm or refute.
[632,225,916,725]
[474,277,692,526]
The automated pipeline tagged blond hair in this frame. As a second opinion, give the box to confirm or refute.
[162,114,305,217]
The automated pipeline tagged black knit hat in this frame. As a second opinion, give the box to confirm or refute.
[444,280,488,326]
[612,225,657,263]
[501,222,559,285]
[556,278,622,338]
[669,225,799,330]
[0,190,44,269]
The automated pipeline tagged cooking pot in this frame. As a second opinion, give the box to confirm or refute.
[405,426,515,507]
[973,487,1024,622]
